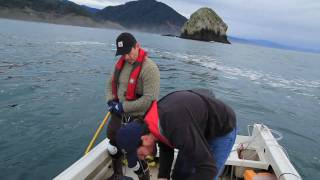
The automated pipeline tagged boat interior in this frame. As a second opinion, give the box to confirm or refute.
[54,124,301,180]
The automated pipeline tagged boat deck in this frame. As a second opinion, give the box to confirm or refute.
[105,164,160,180]
[54,124,301,180]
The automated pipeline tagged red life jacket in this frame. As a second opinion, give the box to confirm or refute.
[144,101,173,147]
[111,48,147,101]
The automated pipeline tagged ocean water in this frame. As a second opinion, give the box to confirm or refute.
[0,18,319,180]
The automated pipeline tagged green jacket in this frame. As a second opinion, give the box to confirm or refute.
[106,57,160,116]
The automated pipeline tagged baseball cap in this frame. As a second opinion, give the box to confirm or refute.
[116,121,145,168]
[115,32,137,56]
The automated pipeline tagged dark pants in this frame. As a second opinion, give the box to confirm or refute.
[107,114,143,146]
[106,114,122,146]
[172,128,237,180]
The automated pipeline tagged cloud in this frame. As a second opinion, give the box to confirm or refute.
[69,0,122,8]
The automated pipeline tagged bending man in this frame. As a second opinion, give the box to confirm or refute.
[117,89,237,180]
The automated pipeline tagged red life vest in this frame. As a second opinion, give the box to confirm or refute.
[144,101,173,147]
[111,48,147,101]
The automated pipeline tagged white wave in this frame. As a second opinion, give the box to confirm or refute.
[191,53,319,90]
[0,119,6,125]
[224,75,239,80]
[224,66,319,91]
[153,49,320,101]
[56,41,106,46]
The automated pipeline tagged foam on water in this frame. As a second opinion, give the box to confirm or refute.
[151,49,320,103]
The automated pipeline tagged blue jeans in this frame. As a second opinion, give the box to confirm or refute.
[208,128,237,180]
[172,128,237,180]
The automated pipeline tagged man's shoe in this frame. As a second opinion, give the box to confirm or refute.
[107,158,123,180]
[138,169,150,180]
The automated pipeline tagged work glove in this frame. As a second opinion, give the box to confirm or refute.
[108,100,124,115]
[107,100,117,111]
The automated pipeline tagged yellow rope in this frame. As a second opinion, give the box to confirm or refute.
[84,111,111,155]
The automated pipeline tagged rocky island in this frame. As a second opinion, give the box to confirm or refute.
[180,7,230,44]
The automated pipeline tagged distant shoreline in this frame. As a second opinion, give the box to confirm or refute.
[0,7,124,30]
[1,7,318,54]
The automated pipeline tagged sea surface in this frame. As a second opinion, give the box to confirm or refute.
[0,18,319,180]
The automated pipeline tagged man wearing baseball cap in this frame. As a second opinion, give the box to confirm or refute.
[105,32,160,180]
[117,89,237,180]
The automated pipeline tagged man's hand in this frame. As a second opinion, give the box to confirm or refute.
[113,102,124,114]
[108,100,124,115]
[107,100,117,112]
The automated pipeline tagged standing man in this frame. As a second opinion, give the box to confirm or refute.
[116,89,237,180]
[106,32,160,180]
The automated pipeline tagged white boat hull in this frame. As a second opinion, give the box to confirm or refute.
[54,124,301,180]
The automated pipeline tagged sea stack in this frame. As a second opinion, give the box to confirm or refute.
[180,7,230,44]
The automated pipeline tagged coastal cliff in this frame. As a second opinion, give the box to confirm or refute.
[97,0,187,35]
[0,0,186,34]
[0,0,123,29]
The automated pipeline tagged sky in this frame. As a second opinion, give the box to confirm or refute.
[69,0,320,50]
